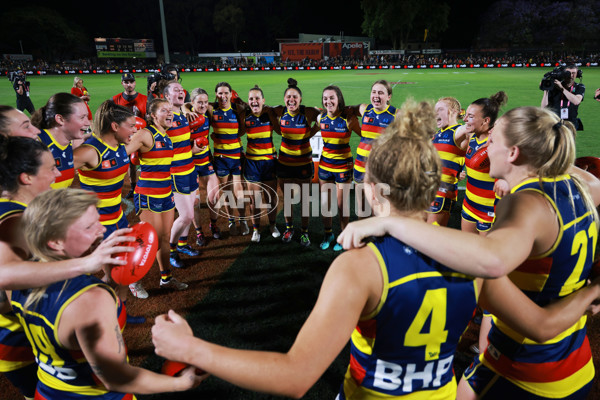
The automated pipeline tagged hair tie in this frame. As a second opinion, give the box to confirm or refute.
[553,121,563,131]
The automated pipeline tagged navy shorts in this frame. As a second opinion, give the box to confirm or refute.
[134,193,175,214]
[353,167,365,183]
[427,196,454,214]
[172,170,199,194]
[244,158,276,182]
[195,162,215,177]
[318,166,352,183]
[461,210,493,232]
[276,161,313,180]
[214,156,242,177]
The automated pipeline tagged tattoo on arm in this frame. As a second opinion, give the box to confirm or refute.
[114,324,124,355]
[0,291,7,303]
[90,363,104,377]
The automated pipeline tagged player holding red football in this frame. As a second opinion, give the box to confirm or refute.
[9,188,205,399]
[0,136,133,399]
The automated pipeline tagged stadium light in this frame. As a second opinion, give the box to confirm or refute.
[159,0,170,64]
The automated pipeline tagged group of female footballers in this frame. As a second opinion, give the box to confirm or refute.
[1,73,600,399]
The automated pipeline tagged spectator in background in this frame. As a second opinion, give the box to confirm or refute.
[541,64,585,130]
[13,70,35,115]
[71,76,93,122]
[112,73,147,118]
[112,73,148,198]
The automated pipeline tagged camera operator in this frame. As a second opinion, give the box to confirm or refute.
[147,65,190,102]
[541,64,585,130]
[12,70,35,115]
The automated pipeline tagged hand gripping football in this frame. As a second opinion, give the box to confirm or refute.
[195,136,209,148]
[189,114,206,130]
[161,360,204,376]
[111,222,158,285]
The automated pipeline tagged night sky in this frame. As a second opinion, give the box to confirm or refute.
[3,0,491,56]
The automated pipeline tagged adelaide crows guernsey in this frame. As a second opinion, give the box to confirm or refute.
[190,111,211,167]
[0,200,36,373]
[462,135,496,223]
[212,107,242,159]
[38,129,74,189]
[278,107,313,167]
[168,112,195,177]
[318,113,353,173]
[431,124,466,201]
[11,274,130,399]
[339,235,477,399]
[135,125,174,198]
[78,135,129,226]
[481,175,596,398]
[245,113,276,161]
[354,104,396,175]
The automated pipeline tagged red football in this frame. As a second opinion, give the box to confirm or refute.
[469,148,490,171]
[189,114,206,130]
[195,136,209,148]
[111,222,158,285]
[161,360,204,376]
[575,156,600,180]
[135,117,147,130]
[129,151,140,166]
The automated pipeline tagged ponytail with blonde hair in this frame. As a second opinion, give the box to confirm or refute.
[367,99,440,213]
[500,106,598,228]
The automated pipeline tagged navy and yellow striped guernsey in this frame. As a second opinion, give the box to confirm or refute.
[318,113,353,173]
[190,111,211,168]
[135,125,174,198]
[353,104,396,178]
[78,134,130,227]
[168,112,195,177]
[211,107,242,159]
[245,113,276,161]
[431,124,466,201]
[38,129,75,189]
[11,274,131,399]
[339,235,477,399]
[278,108,313,167]
[463,135,496,224]
[0,200,36,375]
[480,175,596,398]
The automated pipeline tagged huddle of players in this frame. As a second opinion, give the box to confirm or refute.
[2,71,600,400]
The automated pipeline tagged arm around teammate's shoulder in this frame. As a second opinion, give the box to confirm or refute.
[153,246,379,398]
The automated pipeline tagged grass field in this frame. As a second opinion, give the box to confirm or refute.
[2,68,600,156]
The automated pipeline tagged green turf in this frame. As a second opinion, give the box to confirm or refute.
[3,68,600,156]
[140,191,350,399]
[3,68,598,398]
[138,190,467,400]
